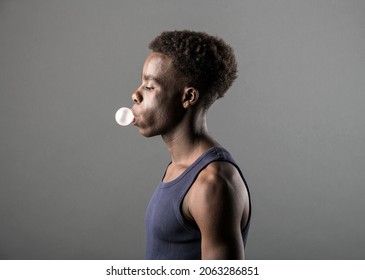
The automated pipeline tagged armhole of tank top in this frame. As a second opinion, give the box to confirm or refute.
[226,160,252,235]
[173,172,202,236]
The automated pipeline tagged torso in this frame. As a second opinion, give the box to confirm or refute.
[146,146,251,259]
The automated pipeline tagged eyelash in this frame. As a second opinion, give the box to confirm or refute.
[144,86,154,91]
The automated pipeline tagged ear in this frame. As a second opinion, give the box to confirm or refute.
[182,87,199,108]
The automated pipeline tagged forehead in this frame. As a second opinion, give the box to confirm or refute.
[142,52,175,81]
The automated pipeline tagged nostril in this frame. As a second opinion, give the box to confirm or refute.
[132,90,142,104]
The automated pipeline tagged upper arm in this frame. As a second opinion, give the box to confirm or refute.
[187,162,247,260]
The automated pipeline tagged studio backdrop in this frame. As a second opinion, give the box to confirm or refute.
[1,0,364,259]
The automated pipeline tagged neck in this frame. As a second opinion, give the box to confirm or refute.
[161,109,219,165]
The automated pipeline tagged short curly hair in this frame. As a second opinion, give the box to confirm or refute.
[149,30,238,108]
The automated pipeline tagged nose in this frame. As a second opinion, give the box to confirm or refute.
[131,88,143,104]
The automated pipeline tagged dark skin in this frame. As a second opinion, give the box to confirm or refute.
[131,52,250,259]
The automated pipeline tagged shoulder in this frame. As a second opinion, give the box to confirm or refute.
[187,161,246,221]
[202,161,239,180]
[194,161,244,197]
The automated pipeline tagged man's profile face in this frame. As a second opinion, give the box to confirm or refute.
[131,52,185,138]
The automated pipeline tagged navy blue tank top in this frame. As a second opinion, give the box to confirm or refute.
[145,147,251,260]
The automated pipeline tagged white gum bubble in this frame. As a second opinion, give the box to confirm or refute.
[115,107,134,126]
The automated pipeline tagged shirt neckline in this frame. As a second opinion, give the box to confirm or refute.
[159,146,221,188]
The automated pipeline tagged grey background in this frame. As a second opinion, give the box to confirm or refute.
[1,0,364,259]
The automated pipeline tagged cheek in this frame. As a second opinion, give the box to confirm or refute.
[136,91,184,136]
[137,108,167,137]
[146,106,171,128]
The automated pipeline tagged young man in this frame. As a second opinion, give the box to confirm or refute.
[131,30,251,260]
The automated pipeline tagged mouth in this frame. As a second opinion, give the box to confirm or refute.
[131,108,138,125]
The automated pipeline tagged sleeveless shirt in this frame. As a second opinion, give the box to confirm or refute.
[145,147,251,260]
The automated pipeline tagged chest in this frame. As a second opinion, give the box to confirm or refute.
[145,184,200,242]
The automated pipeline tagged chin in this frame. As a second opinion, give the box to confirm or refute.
[138,127,160,138]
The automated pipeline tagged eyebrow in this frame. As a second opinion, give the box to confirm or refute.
[143,75,161,83]
[143,75,156,81]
